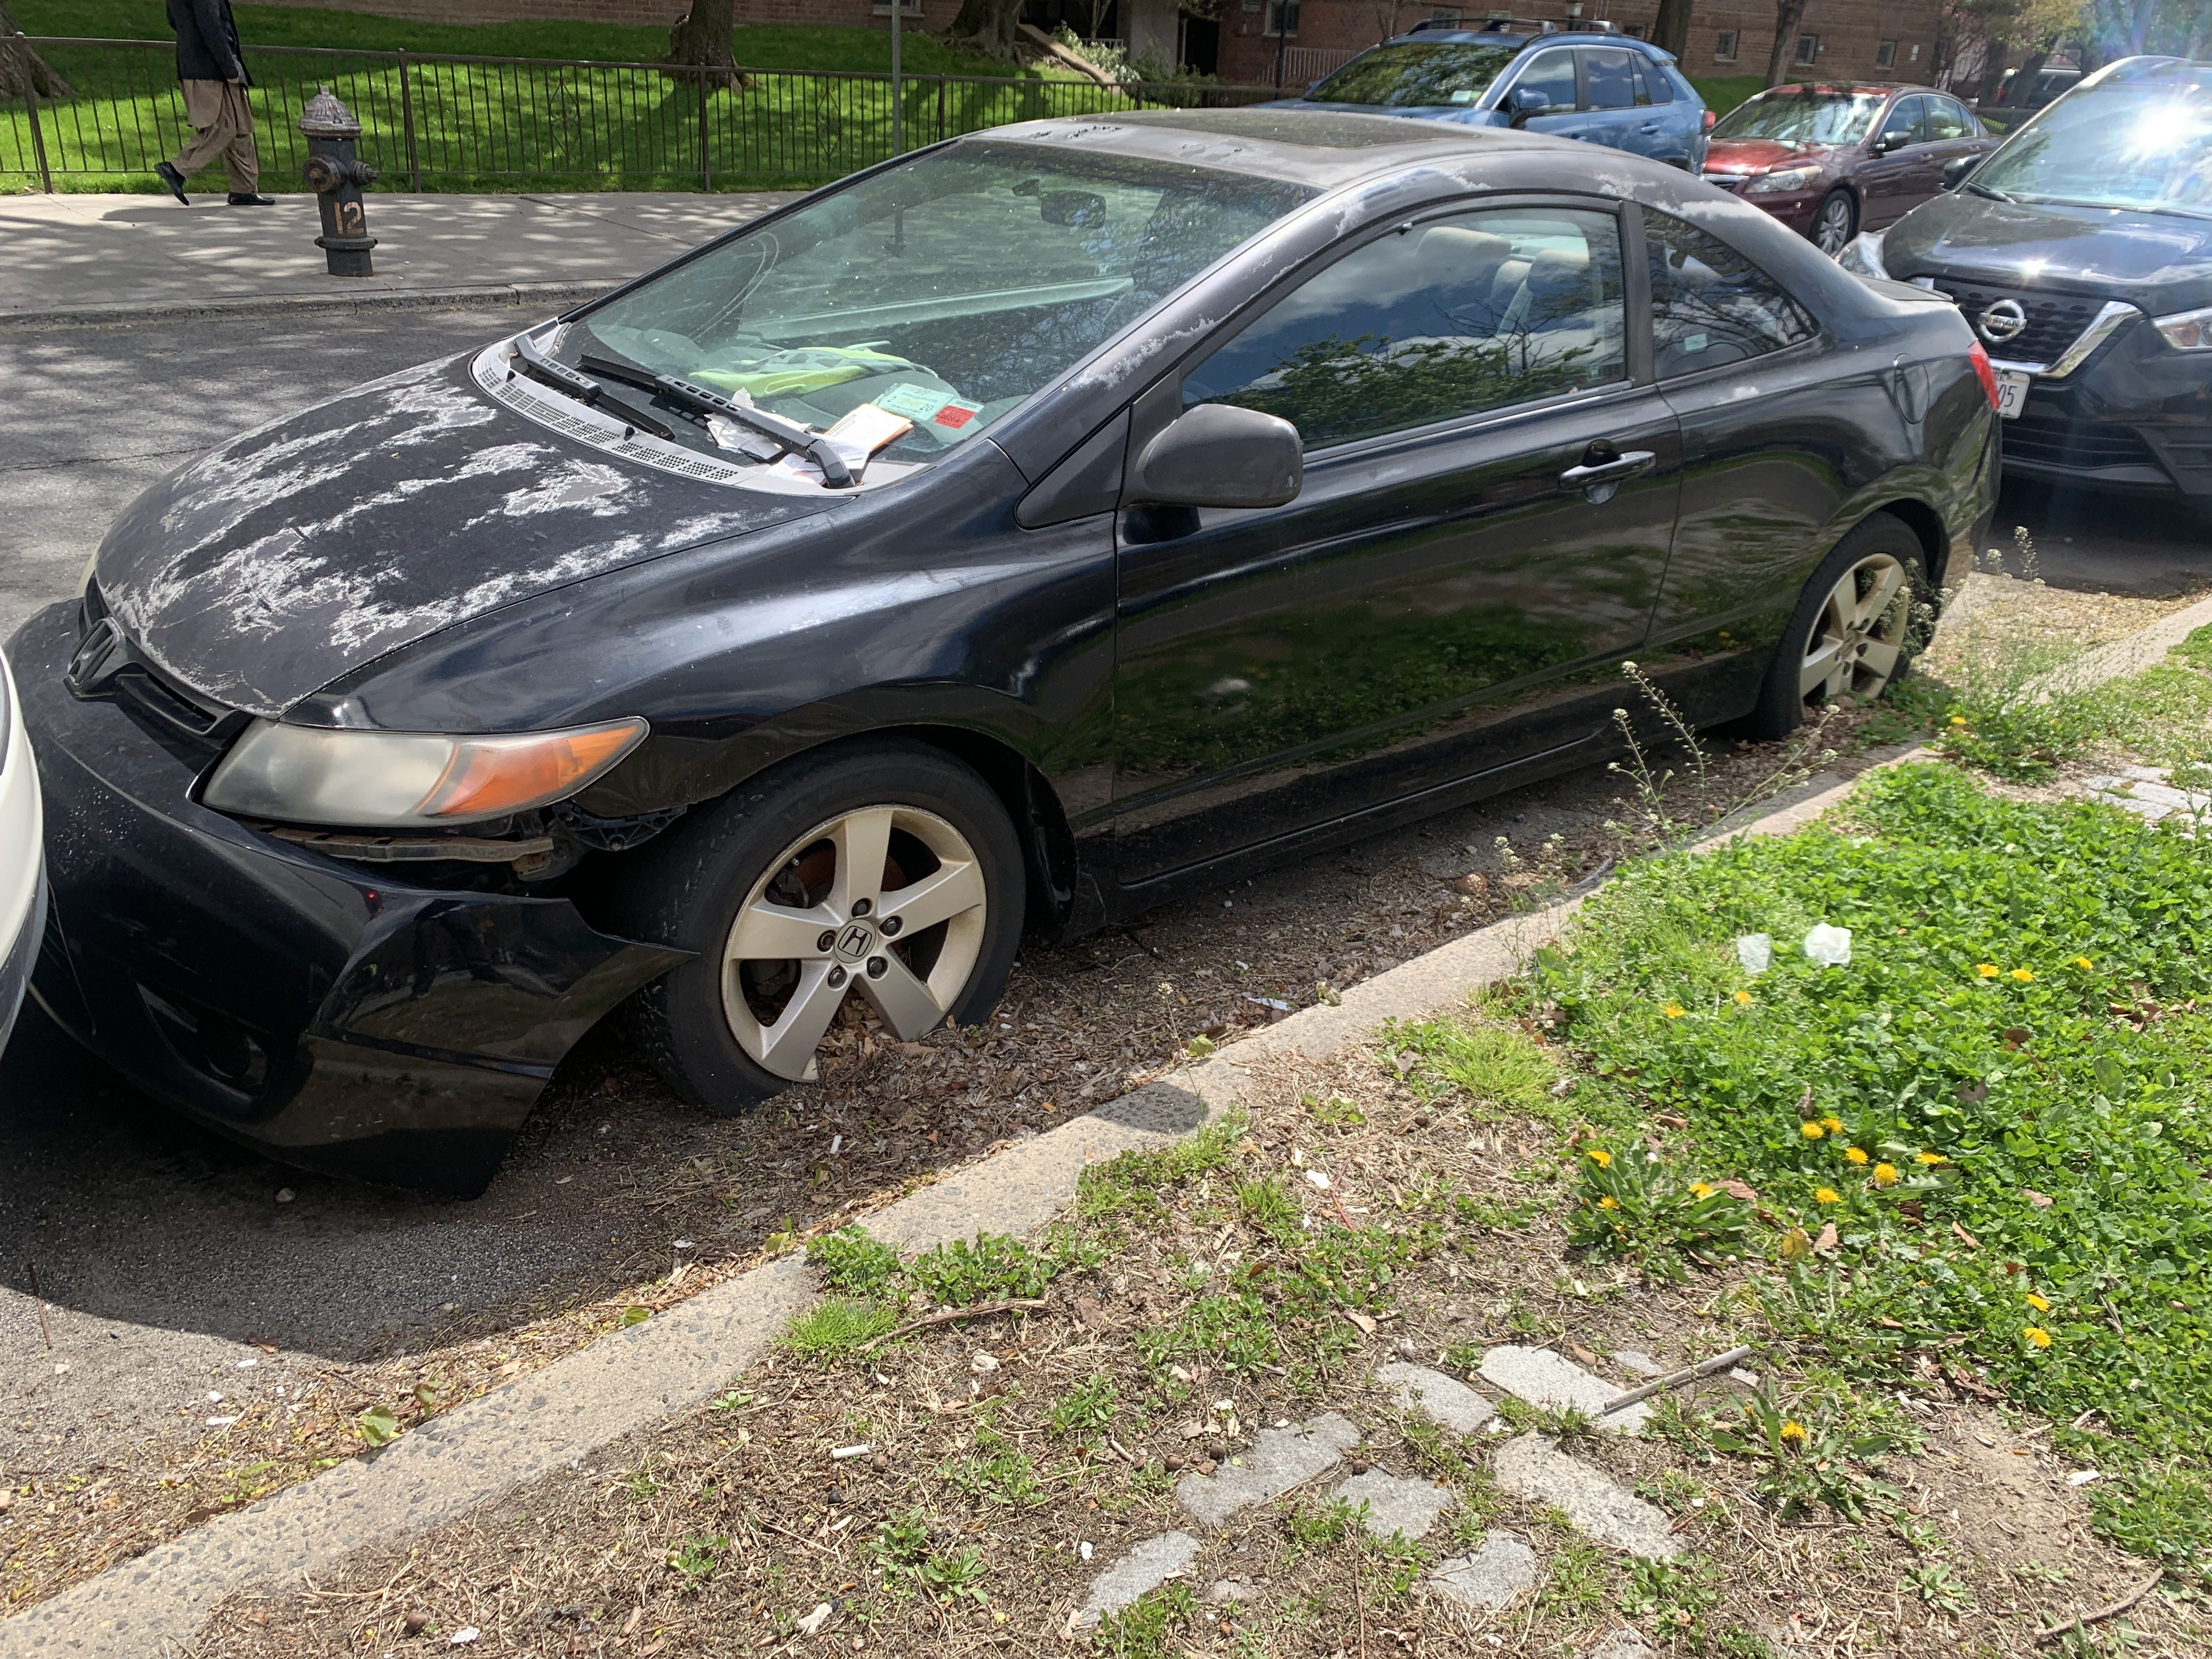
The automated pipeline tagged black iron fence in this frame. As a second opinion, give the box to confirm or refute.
[1,36,1278,193]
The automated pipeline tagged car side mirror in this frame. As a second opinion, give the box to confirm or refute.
[1942,154,1976,190]
[1507,85,1552,127]
[1871,132,1898,154]
[1127,403,1302,511]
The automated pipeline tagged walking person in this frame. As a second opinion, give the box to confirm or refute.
[153,0,275,206]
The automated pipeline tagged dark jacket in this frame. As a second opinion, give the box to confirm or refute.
[167,0,249,86]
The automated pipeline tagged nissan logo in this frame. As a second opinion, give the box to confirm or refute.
[1977,298,2028,345]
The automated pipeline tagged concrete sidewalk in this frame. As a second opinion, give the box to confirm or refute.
[0,190,800,326]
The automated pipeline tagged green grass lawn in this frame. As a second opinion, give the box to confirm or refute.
[1423,758,2212,1580]
[2,1,1216,193]
[1688,74,1767,116]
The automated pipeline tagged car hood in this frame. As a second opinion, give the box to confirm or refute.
[1260,97,1490,123]
[94,352,840,720]
[1703,137,1836,173]
[1883,189,2212,312]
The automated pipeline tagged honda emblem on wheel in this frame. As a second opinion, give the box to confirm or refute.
[1977,298,2027,345]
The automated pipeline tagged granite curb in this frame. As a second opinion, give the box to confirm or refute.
[0,281,617,332]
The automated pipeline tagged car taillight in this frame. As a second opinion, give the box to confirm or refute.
[1702,108,1717,132]
[1967,341,2001,410]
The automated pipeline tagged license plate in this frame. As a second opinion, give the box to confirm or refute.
[1995,368,2031,420]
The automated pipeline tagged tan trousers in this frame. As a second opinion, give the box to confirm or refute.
[172,78,259,194]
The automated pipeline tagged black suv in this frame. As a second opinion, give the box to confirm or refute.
[1841,56,2212,504]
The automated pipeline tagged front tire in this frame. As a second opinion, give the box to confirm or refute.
[1748,514,1926,740]
[614,740,1025,1112]
[1811,189,1858,257]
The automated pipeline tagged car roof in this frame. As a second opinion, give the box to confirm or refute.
[978,106,1571,188]
[1750,82,1932,98]
[1381,24,1670,56]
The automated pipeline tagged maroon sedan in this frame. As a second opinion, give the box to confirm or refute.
[1700,83,1996,256]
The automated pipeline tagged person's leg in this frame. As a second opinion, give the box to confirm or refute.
[219,82,262,196]
[169,79,232,182]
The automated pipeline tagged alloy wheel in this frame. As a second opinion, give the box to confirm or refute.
[1813,194,1855,256]
[720,805,988,1081]
[1800,552,1910,706]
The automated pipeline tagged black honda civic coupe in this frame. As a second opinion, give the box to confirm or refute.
[13,109,1997,1195]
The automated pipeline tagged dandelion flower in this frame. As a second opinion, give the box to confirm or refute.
[2072,956,2094,970]
[2025,1327,2052,1348]
[1801,1121,1826,1140]
[1820,1115,1844,1133]
[2026,1292,2051,1312]
[2011,967,2035,983]
[1948,714,1969,729]
[1780,1420,1809,1443]
[1844,1147,1869,1165]
[1597,1196,1620,1211]
[1734,989,1754,1006]
[1815,1187,1841,1205]
[1977,963,2001,978]
[1872,1163,1900,1188]
[1661,1002,1686,1019]
[1689,1182,1715,1199]
[1586,1148,1612,1168]
[1916,1151,1949,1166]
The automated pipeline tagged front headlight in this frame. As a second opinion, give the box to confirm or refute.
[2153,304,2212,352]
[1745,165,1822,194]
[201,717,648,829]
[1836,230,1888,279]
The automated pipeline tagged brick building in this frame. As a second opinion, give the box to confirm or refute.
[1177,0,1948,88]
[266,0,1944,87]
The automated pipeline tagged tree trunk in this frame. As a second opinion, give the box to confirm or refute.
[664,0,744,89]
[1976,37,2010,103]
[0,1,73,101]
[1650,0,1695,60]
[1764,0,1810,85]
[945,0,1025,63]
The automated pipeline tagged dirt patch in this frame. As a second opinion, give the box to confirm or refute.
[190,1040,2202,1659]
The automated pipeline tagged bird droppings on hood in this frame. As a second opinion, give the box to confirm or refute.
[93,353,839,719]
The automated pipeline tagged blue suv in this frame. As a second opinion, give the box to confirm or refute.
[1265,19,1710,171]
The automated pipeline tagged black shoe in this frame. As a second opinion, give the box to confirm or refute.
[155,161,189,205]
[227,192,276,206]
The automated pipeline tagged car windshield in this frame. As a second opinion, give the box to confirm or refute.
[555,143,1313,471]
[1974,70,2212,217]
[1305,40,1523,108]
[1711,88,1887,145]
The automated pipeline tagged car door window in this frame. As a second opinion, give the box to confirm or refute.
[1878,95,1929,148]
[1511,48,1579,113]
[1633,55,1673,103]
[1644,210,1815,377]
[1924,96,1973,140]
[1584,47,1638,111]
[1182,208,1627,449]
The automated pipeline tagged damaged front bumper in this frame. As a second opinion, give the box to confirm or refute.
[9,601,685,1198]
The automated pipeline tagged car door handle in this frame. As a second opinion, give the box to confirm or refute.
[1560,450,1656,501]
[1638,121,1663,132]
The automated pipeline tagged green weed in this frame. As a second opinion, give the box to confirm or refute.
[1077,1116,1244,1226]
[809,1227,903,1297]
[1094,1583,1195,1659]
[1397,1017,1562,1119]
[1567,1141,1757,1282]
[782,1297,901,1364]
[1047,1372,1118,1441]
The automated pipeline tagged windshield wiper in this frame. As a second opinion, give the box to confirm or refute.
[511,331,676,441]
[1964,181,2015,204]
[579,353,856,488]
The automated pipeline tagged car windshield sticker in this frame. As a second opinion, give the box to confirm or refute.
[933,399,983,430]
[874,382,958,422]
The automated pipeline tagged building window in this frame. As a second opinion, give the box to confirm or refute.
[1909,43,1921,61]
[1875,38,1897,68]
[1428,6,1463,22]
[1795,33,1819,65]
[1266,0,1298,34]
[1712,29,1737,61]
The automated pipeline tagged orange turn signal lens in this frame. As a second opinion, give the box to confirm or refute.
[420,719,649,820]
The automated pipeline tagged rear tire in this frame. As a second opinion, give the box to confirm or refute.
[613,740,1025,1113]
[1812,189,1858,257]
[1748,514,1927,740]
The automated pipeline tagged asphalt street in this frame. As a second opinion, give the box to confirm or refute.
[1,304,2208,1470]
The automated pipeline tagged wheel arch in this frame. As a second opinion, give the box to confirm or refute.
[1863,494,1950,586]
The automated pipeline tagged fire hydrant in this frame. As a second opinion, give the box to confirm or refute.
[300,85,377,278]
